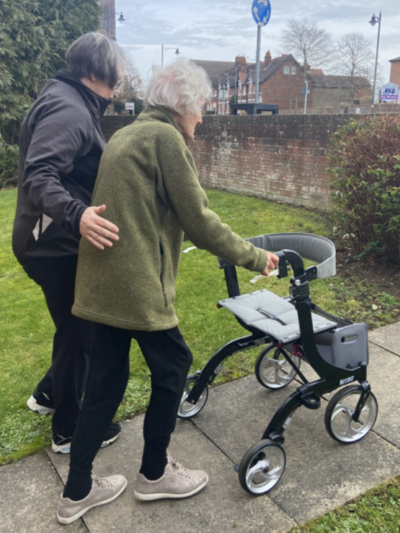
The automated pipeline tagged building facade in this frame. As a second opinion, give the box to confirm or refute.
[389,57,400,87]
[192,53,371,114]
[97,0,116,39]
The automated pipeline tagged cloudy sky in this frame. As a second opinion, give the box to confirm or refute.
[115,0,399,85]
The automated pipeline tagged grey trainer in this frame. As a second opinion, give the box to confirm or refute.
[57,473,127,525]
[133,456,208,501]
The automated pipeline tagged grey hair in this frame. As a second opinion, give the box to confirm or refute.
[146,59,212,116]
[66,32,125,88]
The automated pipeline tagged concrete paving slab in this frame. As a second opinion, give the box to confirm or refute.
[48,414,296,533]
[364,343,400,448]
[0,452,87,533]
[192,375,400,524]
[369,321,400,356]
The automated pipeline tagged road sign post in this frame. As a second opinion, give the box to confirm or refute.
[251,0,271,105]
[302,82,310,114]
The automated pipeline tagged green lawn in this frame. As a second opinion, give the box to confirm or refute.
[1,187,400,531]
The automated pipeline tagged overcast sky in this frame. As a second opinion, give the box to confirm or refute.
[115,0,399,85]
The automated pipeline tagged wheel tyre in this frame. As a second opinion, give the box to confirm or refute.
[325,384,378,444]
[239,439,286,495]
[177,376,209,419]
[255,345,300,390]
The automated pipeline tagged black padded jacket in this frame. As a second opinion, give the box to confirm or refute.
[12,70,111,261]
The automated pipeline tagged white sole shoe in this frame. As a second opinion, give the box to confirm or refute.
[134,476,208,501]
[57,474,127,524]
[27,395,55,415]
[133,457,209,501]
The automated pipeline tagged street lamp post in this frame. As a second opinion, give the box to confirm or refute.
[106,6,125,38]
[161,44,180,67]
[369,11,382,114]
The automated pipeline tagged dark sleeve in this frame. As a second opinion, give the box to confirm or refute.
[21,94,92,234]
[157,132,267,273]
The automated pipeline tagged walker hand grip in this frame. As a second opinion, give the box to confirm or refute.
[275,251,288,279]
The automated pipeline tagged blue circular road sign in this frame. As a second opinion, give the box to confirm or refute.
[251,0,271,26]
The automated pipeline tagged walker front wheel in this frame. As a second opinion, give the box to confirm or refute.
[255,345,300,390]
[177,376,208,419]
[325,385,378,444]
[239,439,286,495]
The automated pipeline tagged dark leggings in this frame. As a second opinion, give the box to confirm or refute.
[64,323,192,500]
[21,256,92,438]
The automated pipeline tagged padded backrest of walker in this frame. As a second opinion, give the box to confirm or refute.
[218,288,337,344]
[218,233,336,279]
[331,323,369,368]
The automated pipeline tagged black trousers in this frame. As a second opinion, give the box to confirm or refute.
[21,256,93,438]
[68,323,193,481]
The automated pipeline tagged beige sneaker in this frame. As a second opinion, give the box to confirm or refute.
[57,473,127,524]
[133,457,208,501]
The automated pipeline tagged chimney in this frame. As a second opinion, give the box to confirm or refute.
[235,55,248,72]
[264,51,272,67]
[235,55,246,65]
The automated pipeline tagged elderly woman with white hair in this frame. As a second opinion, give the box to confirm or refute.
[57,59,278,524]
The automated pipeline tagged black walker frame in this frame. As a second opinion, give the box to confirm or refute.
[177,237,377,495]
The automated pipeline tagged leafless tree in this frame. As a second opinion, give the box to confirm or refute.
[332,33,375,102]
[280,18,334,79]
[334,33,375,80]
[119,54,144,100]
[113,54,145,115]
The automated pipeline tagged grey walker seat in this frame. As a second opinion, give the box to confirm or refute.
[178,233,377,495]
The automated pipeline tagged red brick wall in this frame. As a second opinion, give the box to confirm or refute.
[186,114,355,211]
[101,114,360,211]
[98,0,116,38]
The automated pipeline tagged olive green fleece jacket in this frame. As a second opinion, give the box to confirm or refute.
[72,106,267,331]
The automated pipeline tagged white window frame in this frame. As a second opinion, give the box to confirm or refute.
[291,66,296,75]
[283,66,290,75]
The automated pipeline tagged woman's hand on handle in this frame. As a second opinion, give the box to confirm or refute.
[261,251,279,276]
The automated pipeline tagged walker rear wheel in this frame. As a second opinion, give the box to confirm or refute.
[325,385,378,444]
[177,375,208,419]
[239,439,286,495]
[255,345,300,390]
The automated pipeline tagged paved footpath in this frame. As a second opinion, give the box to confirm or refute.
[1,322,400,533]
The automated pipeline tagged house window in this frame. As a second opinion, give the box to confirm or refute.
[213,89,217,97]
[283,66,290,75]
[291,67,296,75]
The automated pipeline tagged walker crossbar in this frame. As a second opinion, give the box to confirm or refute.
[186,332,269,405]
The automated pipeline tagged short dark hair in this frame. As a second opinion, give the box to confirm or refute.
[66,32,125,88]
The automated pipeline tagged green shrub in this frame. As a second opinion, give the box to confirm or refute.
[113,100,126,114]
[328,115,400,264]
[0,136,20,188]
[0,0,101,189]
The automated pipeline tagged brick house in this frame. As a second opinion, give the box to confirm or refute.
[192,53,371,114]
[193,52,307,114]
[390,56,400,86]
[309,74,372,111]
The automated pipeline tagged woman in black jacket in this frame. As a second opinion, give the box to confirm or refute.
[12,32,124,453]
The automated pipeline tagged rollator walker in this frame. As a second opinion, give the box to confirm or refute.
[177,233,378,495]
